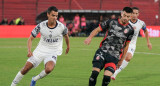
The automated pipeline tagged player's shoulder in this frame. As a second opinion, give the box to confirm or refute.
[38,20,48,27]
[137,19,145,25]
[56,20,66,29]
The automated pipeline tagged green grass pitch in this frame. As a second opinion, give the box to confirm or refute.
[0,37,160,86]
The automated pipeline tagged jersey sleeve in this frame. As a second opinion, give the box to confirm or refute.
[126,29,134,42]
[62,25,68,35]
[141,21,146,30]
[99,19,111,31]
[31,24,40,38]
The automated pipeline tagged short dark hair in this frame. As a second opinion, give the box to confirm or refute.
[132,7,139,11]
[123,7,133,13]
[47,6,58,14]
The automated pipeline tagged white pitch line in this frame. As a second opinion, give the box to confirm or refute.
[135,52,160,55]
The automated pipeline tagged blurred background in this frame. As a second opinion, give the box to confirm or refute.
[0,0,160,37]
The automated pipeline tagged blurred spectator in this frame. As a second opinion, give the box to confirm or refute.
[59,15,66,26]
[9,18,16,25]
[87,19,98,35]
[1,18,8,25]
[73,14,80,36]
[110,14,116,19]
[67,22,74,36]
[99,15,103,24]
[15,16,23,25]
[17,18,25,25]
[80,15,86,33]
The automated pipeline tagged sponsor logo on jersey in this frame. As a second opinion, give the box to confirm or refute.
[44,38,59,43]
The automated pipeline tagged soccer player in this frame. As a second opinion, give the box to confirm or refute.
[84,7,134,86]
[11,6,70,86]
[111,7,152,80]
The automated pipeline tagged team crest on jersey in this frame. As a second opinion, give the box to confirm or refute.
[49,31,52,38]
[124,29,128,34]
[96,56,100,60]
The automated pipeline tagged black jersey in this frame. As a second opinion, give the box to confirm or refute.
[99,19,134,60]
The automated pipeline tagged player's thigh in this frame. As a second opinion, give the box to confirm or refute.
[92,49,105,71]
[44,54,57,68]
[27,52,43,68]
[104,56,118,76]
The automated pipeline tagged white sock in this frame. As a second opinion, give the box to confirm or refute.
[33,70,48,81]
[11,71,24,86]
[113,60,129,78]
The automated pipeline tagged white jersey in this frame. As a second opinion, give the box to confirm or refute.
[129,19,146,45]
[31,20,68,55]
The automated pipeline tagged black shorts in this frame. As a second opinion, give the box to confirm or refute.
[92,48,119,73]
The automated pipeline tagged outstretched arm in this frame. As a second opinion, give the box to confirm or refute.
[64,34,70,54]
[144,29,152,50]
[27,35,35,57]
[117,41,130,68]
[84,27,102,45]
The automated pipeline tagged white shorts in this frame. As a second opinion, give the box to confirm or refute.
[127,44,136,56]
[27,51,58,68]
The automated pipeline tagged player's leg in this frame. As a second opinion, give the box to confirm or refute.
[31,55,56,83]
[112,49,134,80]
[102,62,117,86]
[11,61,33,86]
[89,49,104,86]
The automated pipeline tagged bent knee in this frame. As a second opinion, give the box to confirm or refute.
[45,67,54,74]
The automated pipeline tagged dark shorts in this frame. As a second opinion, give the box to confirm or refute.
[92,48,119,73]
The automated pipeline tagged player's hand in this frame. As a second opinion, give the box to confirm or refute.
[65,47,70,54]
[84,37,92,45]
[27,51,33,57]
[147,42,152,50]
[117,60,123,69]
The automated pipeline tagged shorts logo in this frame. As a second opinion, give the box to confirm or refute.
[124,29,128,34]
[96,56,100,60]
[52,56,57,60]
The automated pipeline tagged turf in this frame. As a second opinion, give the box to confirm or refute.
[0,37,160,86]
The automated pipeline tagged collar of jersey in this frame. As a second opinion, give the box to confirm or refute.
[46,21,58,29]
[118,19,129,26]
[129,19,138,24]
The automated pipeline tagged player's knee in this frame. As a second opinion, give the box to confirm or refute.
[45,67,53,74]
[21,67,30,75]
[102,75,111,86]
[89,71,99,86]
[125,56,131,62]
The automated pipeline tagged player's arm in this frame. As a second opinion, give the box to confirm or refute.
[84,19,110,45]
[27,24,40,57]
[27,35,35,57]
[144,29,152,50]
[117,41,130,68]
[84,27,101,45]
[64,34,70,54]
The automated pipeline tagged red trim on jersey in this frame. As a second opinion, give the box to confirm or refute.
[118,19,129,26]
[104,62,116,71]
[99,30,108,47]
[126,40,131,42]
[99,24,103,31]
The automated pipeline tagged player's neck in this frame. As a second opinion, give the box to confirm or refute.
[119,18,129,26]
[130,19,138,23]
[47,21,57,28]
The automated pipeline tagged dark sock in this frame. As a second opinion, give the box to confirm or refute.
[89,71,99,86]
[102,75,111,86]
